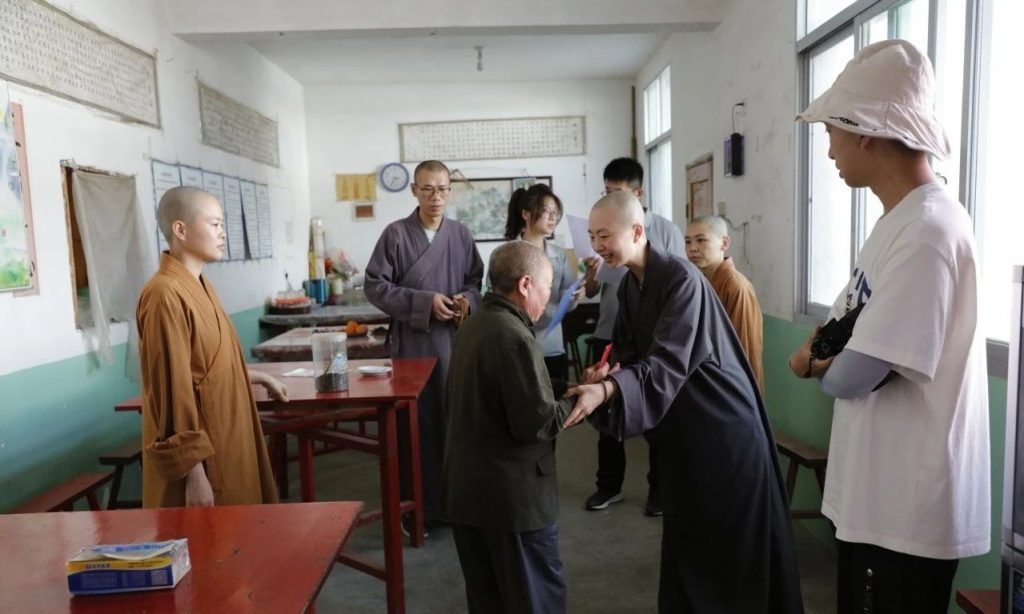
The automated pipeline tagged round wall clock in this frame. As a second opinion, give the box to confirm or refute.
[379,162,410,192]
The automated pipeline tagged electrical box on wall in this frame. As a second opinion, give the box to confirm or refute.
[724,133,744,177]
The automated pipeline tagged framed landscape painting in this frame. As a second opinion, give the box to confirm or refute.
[447,176,552,242]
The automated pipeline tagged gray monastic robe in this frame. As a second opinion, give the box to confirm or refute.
[365,208,484,521]
[591,246,803,614]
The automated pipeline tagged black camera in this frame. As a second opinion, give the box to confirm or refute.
[810,303,865,360]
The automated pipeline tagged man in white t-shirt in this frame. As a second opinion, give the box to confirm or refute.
[788,39,990,613]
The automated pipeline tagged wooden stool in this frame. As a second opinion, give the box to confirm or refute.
[774,431,827,519]
[12,472,113,513]
[99,440,143,509]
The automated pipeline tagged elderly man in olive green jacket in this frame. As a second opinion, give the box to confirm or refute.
[443,241,574,614]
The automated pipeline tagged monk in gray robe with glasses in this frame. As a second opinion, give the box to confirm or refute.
[365,159,484,531]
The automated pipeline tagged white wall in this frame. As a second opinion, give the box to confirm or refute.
[304,79,633,276]
[634,0,799,318]
[167,0,722,37]
[0,0,310,376]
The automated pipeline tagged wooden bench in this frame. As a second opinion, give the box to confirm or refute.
[774,430,828,519]
[11,472,113,513]
[99,440,143,509]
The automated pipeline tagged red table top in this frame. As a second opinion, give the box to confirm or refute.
[0,502,362,613]
[116,358,437,412]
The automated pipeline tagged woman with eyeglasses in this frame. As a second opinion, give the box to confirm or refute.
[503,184,583,382]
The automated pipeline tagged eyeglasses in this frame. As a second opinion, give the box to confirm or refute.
[538,208,562,221]
[415,185,451,197]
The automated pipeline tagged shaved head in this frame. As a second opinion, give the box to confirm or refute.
[690,215,728,238]
[157,186,216,243]
[488,241,552,295]
[591,190,644,228]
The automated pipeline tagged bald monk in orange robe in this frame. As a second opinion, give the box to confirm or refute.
[137,186,288,508]
[685,215,765,392]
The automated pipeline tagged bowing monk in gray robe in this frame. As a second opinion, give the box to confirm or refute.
[365,160,484,526]
[566,192,803,614]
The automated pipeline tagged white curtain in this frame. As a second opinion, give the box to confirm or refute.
[72,169,154,379]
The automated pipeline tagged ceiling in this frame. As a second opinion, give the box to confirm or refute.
[249,32,670,85]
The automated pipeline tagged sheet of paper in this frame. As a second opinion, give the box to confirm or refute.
[179,165,203,188]
[566,215,594,260]
[256,184,273,258]
[151,160,181,254]
[240,180,260,259]
[542,278,584,339]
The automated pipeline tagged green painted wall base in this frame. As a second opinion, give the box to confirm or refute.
[762,314,1006,597]
[0,306,264,512]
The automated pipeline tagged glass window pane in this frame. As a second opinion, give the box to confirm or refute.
[933,0,966,200]
[977,0,1024,343]
[660,67,671,133]
[647,141,672,221]
[807,0,857,34]
[643,86,654,144]
[862,0,929,51]
[808,33,855,307]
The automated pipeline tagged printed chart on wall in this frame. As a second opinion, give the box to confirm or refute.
[1,83,31,291]
[150,159,272,262]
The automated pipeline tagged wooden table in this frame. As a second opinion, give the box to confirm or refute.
[252,325,390,362]
[0,502,360,613]
[116,358,437,614]
[260,304,389,338]
[956,588,1000,613]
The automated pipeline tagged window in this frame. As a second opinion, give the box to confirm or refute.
[798,0,968,315]
[798,0,1016,372]
[643,66,672,220]
[805,32,855,307]
[974,0,1024,343]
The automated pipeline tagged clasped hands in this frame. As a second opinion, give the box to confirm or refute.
[563,361,621,429]
[432,292,469,321]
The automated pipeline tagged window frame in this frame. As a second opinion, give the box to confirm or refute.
[643,65,672,218]
[794,0,1008,376]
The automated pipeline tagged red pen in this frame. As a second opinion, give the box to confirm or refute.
[596,344,614,369]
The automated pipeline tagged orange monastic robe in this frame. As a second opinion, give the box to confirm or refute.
[137,253,277,508]
[709,257,765,392]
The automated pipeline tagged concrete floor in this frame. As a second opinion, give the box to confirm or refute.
[293,422,838,613]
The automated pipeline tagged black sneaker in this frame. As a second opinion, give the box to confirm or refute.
[400,512,429,539]
[643,491,664,517]
[585,489,624,511]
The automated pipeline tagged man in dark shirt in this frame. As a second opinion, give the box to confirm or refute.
[444,241,574,613]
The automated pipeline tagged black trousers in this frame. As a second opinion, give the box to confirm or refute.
[596,431,659,494]
[836,539,958,614]
[543,354,569,384]
[452,523,566,614]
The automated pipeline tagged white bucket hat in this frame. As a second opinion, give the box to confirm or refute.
[797,39,951,159]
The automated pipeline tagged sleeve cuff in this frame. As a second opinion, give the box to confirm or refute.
[144,430,216,482]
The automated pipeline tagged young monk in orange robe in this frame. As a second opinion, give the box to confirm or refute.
[685,215,765,393]
[137,186,288,508]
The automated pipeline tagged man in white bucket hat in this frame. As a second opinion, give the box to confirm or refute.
[788,39,990,612]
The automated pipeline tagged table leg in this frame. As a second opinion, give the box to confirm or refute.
[270,433,290,500]
[403,400,425,548]
[378,403,406,614]
[299,435,316,502]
